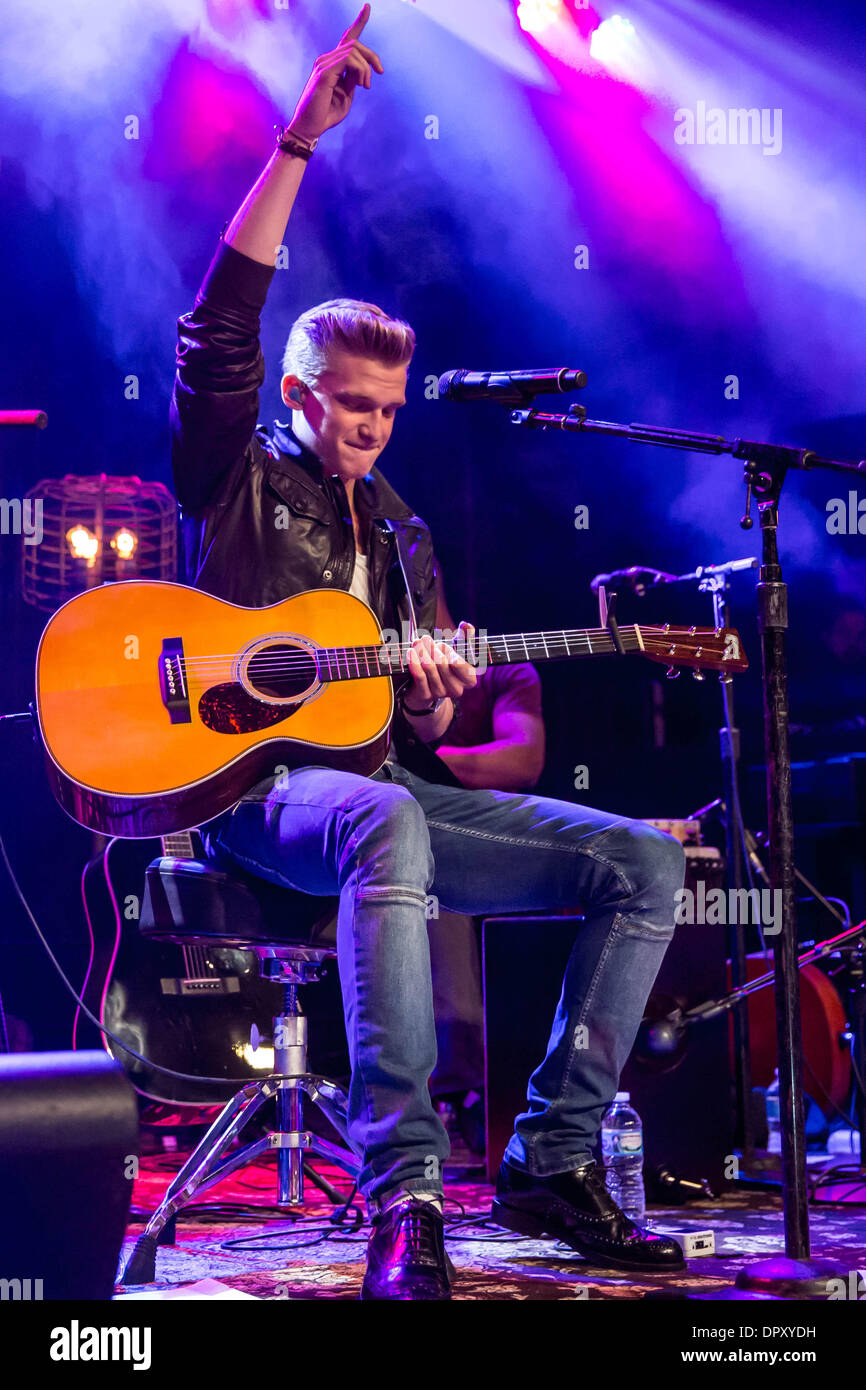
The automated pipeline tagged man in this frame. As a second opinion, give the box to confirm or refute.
[173,5,686,1299]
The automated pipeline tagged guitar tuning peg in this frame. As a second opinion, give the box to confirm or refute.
[666,666,680,680]
[692,668,705,681]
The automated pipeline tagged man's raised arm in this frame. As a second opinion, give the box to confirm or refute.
[225,5,382,264]
[170,5,383,514]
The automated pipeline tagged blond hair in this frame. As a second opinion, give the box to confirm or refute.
[282,298,416,384]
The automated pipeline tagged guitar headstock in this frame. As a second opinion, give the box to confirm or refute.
[638,625,748,673]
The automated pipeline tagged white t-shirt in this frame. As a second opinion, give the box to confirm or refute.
[347,548,397,762]
[347,548,370,607]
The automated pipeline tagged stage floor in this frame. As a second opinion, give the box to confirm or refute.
[115,1149,866,1301]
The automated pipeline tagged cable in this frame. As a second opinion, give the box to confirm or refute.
[72,851,109,1053]
[850,1037,866,1104]
[218,1191,538,1254]
[0,969,9,1053]
[807,1161,866,1206]
[221,1195,366,1251]
[444,1217,531,1243]
[825,897,853,929]
[717,685,771,956]
[802,1055,860,1135]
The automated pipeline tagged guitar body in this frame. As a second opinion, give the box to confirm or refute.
[37,581,393,837]
[79,836,282,1105]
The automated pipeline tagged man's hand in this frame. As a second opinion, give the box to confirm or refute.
[289,4,383,143]
[405,622,478,708]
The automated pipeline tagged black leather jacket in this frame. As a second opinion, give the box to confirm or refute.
[169,238,447,779]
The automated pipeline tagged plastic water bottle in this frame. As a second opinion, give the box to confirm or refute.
[766,1069,781,1153]
[601,1091,645,1223]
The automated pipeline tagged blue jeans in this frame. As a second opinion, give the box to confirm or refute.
[203,761,685,1213]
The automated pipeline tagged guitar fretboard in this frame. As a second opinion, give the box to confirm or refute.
[313,625,644,682]
[162,831,195,858]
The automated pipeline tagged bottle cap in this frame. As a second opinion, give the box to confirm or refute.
[614,1091,630,1102]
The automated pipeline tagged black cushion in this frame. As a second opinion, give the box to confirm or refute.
[140,857,338,949]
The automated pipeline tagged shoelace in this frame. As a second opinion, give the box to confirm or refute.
[575,1163,606,1200]
[394,1205,441,1265]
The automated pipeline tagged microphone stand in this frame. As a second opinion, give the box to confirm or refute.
[594,556,761,1163]
[512,400,866,1292]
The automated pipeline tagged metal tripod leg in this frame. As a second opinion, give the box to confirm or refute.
[275,982,306,1206]
[121,1077,280,1286]
[121,960,361,1286]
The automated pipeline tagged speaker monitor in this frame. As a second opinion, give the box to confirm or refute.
[0,1050,139,1299]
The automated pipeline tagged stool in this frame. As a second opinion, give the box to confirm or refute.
[121,855,358,1286]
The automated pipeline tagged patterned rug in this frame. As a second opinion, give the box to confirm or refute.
[115,1148,866,1300]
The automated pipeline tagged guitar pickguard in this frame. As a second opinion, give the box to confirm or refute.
[198,683,304,735]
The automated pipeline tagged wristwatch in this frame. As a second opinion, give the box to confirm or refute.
[400,691,447,717]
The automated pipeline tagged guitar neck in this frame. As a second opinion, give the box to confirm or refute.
[316,625,644,681]
[454,626,644,668]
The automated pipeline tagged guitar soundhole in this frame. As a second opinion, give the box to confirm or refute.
[246,643,318,700]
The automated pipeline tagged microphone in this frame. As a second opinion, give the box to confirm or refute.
[652,1167,715,1203]
[437,367,587,404]
[589,566,677,594]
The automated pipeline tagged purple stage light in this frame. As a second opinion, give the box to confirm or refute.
[516,0,565,36]
[589,13,636,66]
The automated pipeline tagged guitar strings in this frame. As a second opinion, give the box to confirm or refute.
[178,642,642,680]
[176,625,681,677]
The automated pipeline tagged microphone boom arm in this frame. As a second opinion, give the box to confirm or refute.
[510,406,866,477]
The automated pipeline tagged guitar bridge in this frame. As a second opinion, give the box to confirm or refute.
[158,638,191,724]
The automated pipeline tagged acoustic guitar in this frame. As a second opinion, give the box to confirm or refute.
[35,579,748,838]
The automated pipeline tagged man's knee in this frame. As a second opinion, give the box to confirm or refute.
[626,824,686,926]
[343,781,433,882]
[601,819,686,900]
[350,779,428,835]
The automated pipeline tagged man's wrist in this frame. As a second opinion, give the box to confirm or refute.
[400,695,456,745]
[402,694,447,717]
[275,125,319,160]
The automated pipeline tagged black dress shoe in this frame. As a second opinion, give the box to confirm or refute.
[491,1159,686,1274]
[360,1198,453,1300]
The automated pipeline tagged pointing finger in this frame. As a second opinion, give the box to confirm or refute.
[342,2,370,44]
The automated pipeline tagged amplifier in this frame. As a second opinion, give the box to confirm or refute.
[482,844,733,1196]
